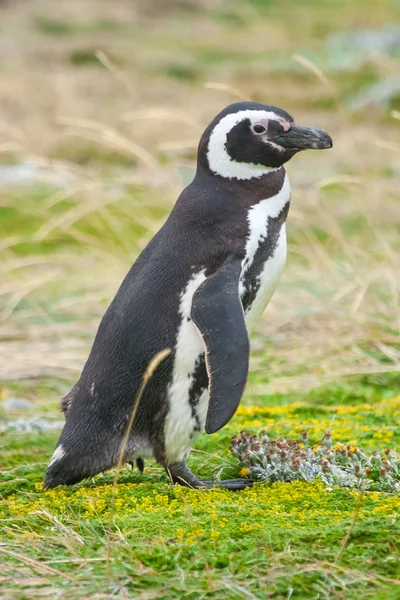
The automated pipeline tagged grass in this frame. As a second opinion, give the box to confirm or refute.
[1,0,400,597]
[1,376,400,598]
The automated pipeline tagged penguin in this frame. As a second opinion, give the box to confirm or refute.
[44,101,332,491]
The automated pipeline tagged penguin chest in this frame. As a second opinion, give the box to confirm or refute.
[241,225,287,331]
[240,176,290,331]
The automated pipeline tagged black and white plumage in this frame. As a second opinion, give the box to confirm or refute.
[44,102,332,490]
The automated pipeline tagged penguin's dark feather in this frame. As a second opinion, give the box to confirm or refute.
[191,257,249,434]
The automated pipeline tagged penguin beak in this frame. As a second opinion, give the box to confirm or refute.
[276,125,333,150]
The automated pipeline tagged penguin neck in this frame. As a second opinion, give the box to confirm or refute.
[195,163,287,206]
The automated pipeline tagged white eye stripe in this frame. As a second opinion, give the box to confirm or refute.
[206,109,284,180]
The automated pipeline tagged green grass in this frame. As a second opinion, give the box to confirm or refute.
[1,375,399,598]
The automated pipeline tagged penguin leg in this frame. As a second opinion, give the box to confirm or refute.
[167,462,209,488]
[136,457,145,473]
[128,458,145,473]
[167,462,253,490]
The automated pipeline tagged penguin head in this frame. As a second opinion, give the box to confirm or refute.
[198,101,332,180]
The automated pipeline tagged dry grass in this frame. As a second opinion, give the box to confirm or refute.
[0,0,399,392]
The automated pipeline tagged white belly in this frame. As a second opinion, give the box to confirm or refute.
[164,272,209,464]
[240,174,290,330]
[244,226,287,331]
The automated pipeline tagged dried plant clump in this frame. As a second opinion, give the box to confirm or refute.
[230,430,400,492]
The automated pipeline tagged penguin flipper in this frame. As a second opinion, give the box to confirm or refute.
[191,256,249,434]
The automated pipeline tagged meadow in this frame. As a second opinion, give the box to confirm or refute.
[1,0,400,598]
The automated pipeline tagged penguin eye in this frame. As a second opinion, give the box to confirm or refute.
[252,123,267,135]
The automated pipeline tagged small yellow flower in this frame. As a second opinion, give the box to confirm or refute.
[210,530,220,541]
[240,467,249,477]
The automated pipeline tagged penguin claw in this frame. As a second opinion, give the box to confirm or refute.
[167,462,252,491]
[215,478,253,490]
[199,478,253,490]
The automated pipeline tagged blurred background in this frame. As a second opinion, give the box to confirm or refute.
[0,0,399,398]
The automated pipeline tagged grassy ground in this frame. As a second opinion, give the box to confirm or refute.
[1,376,400,598]
[1,0,400,598]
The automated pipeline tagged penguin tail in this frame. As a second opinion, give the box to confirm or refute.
[43,419,118,489]
[43,443,117,489]
[43,444,86,489]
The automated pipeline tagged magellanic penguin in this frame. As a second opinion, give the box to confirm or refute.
[44,102,332,491]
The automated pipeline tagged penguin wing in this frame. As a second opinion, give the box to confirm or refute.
[191,256,249,434]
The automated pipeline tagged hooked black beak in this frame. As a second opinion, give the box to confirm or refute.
[276,125,333,150]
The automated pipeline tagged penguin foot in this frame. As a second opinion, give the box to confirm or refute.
[214,478,253,490]
[167,462,252,490]
[167,462,208,488]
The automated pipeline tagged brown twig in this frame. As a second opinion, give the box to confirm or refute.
[334,483,365,565]
[105,348,171,591]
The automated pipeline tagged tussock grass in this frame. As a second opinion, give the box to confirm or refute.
[1,0,399,384]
